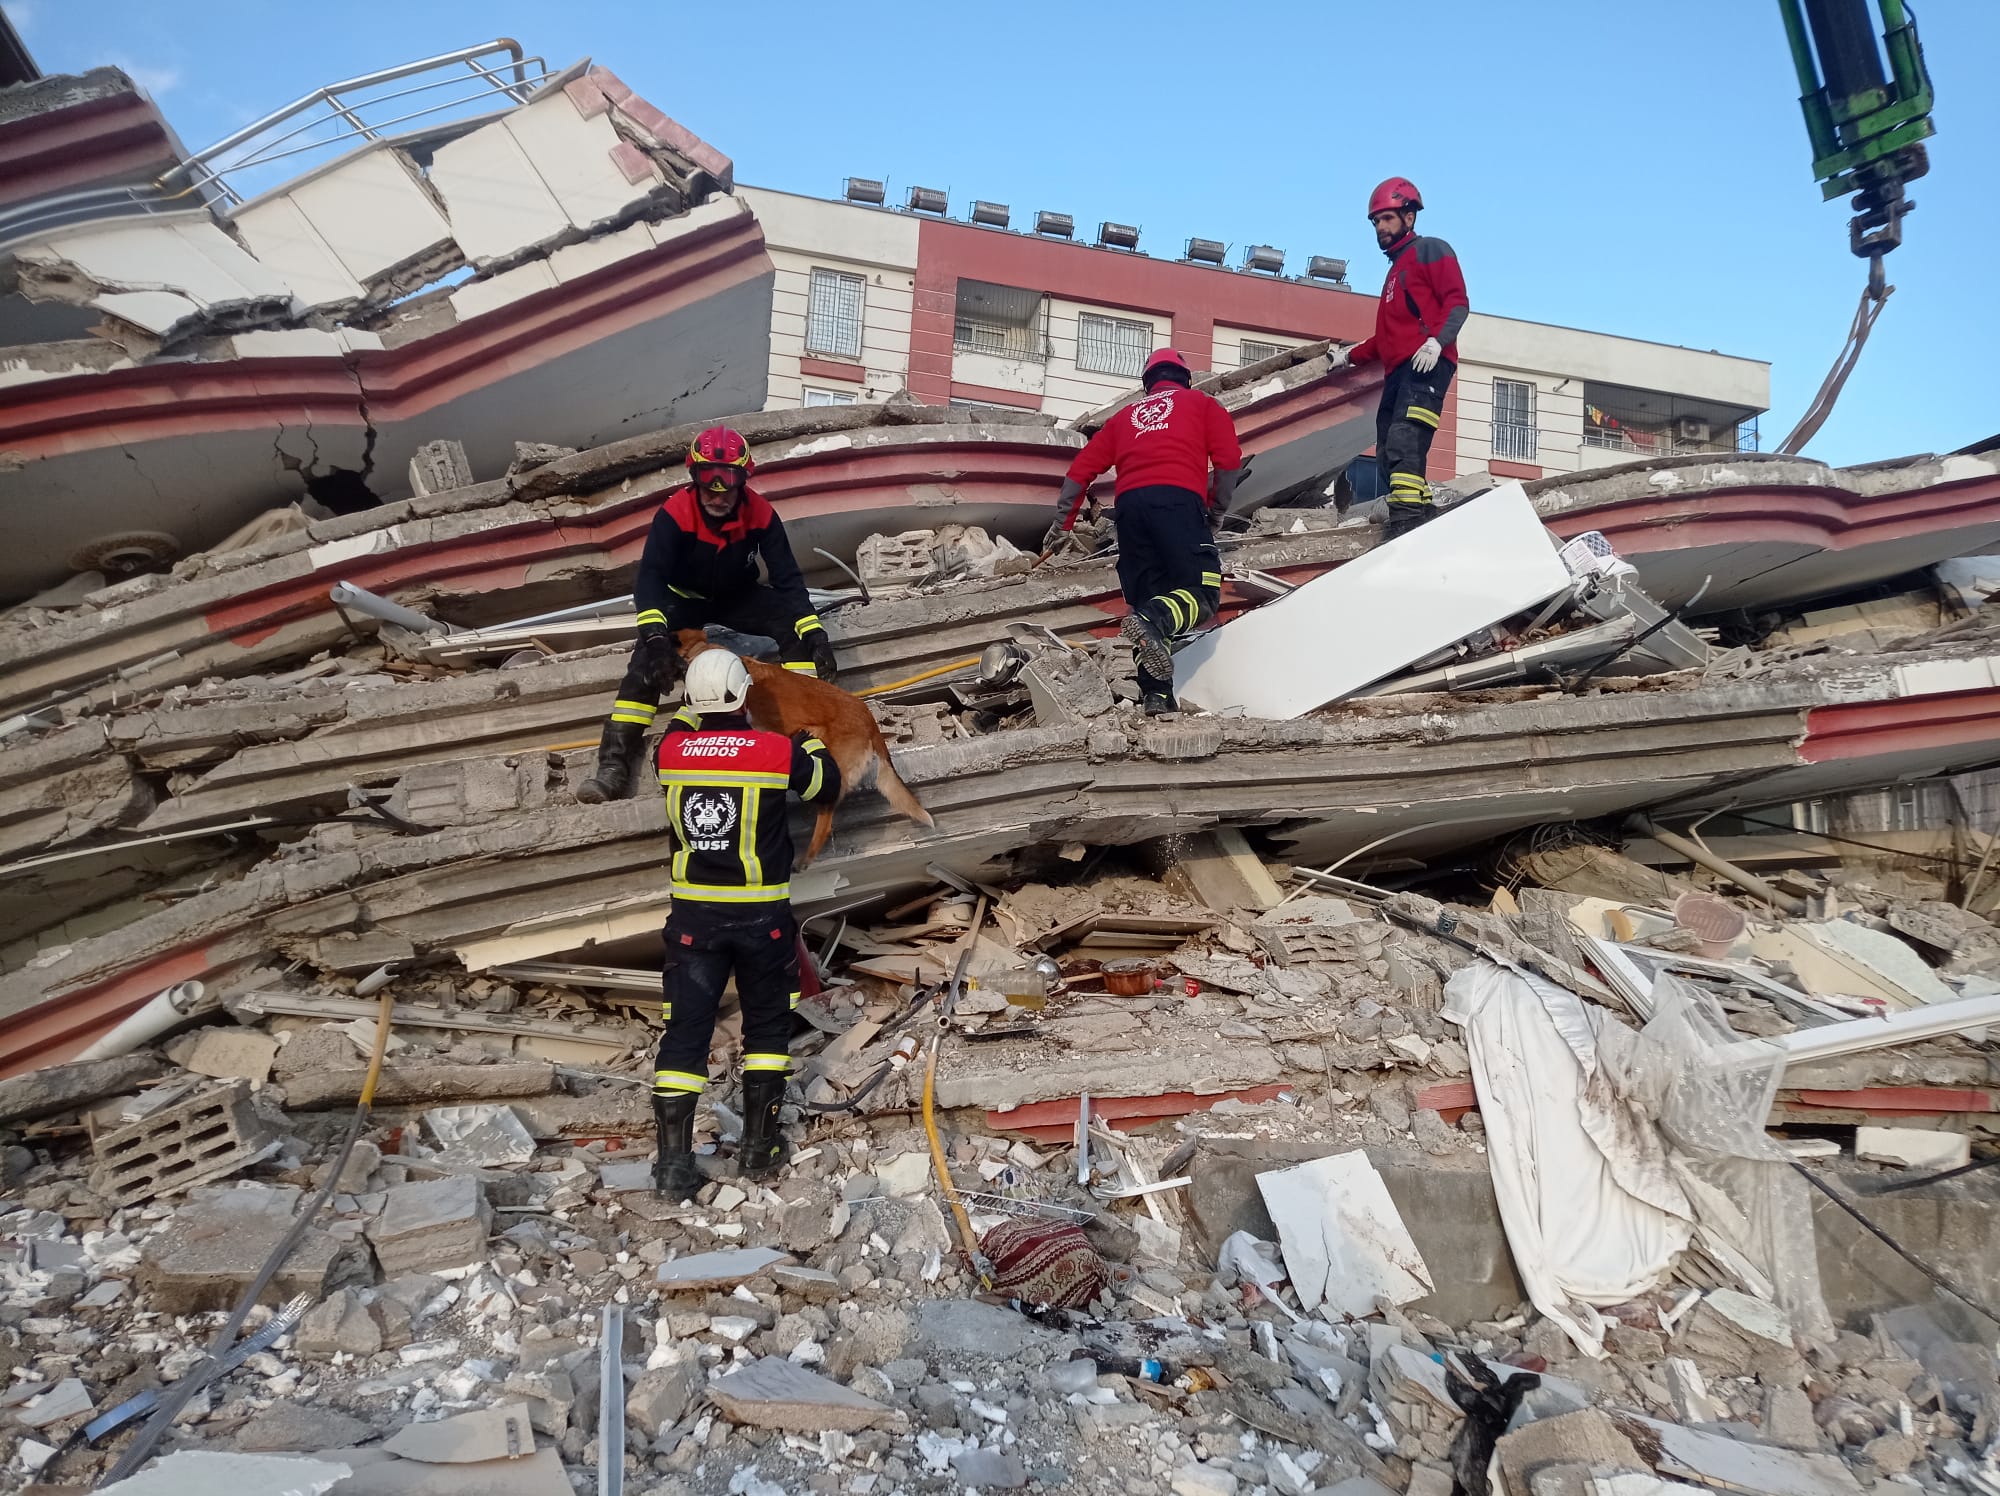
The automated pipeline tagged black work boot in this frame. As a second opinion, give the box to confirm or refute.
[576,721,644,804]
[1120,612,1174,685]
[737,1070,791,1181]
[651,1092,702,1201]
[1382,501,1437,542]
[1142,692,1178,717]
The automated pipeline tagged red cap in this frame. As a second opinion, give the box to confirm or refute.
[1367,176,1423,219]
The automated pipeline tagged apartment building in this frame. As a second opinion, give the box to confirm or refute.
[739,184,1769,490]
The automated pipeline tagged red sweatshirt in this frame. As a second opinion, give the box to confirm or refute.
[1064,384,1243,506]
[1351,232,1469,370]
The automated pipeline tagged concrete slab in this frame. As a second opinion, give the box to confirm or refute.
[97,1450,351,1495]
[367,1175,492,1274]
[383,1402,535,1463]
[655,1246,790,1290]
[229,195,367,308]
[705,1355,896,1433]
[137,1183,339,1313]
[184,1027,280,1083]
[428,123,570,266]
[302,1447,570,1495]
[501,93,654,230]
[282,149,454,286]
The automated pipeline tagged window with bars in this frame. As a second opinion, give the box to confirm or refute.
[1076,312,1153,378]
[1492,377,1538,462]
[802,388,857,407]
[805,268,865,360]
[1239,338,1288,366]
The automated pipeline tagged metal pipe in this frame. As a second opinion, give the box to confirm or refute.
[597,1304,626,1496]
[74,982,207,1062]
[329,581,448,636]
[1627,815,1805,916]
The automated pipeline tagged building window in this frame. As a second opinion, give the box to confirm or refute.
[805,268,865,360]
[802,388,857,407]
[1239,339,1288,367]
[1492,378,1538,462]
[1076,312,1153,379]
[954,280,1050,363]
[1582,383,1760,458]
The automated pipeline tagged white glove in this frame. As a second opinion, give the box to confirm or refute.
[1409,337,1441,374]
[1326,344,1352,372]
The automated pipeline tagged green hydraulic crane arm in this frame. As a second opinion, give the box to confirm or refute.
[1772,0,1939,454]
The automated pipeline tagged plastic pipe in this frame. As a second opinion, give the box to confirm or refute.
[74,981,206,1061]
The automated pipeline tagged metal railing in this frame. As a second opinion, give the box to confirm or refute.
[162,40,553,209]
[1492,422,1539,463]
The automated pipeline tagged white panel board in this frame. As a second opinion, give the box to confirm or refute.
[1174,482,1570,718]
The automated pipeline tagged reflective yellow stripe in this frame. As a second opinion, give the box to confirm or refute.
[1200,572,1222,588]
[1386,497,1433,509]
[788,991,801,1011]
[795,614,823,635]
[782,662,819,675]
[743,1052,791,1073]
[670,881,790,903]
[655,769,790,787]
[612,698,657,726]
[668,585,704,599]
[802,752,824,801]
[611,709,655,726]
[668,785,689,884]
[615,699,658,716]
[660,1002,672,1022]
[1404,405,1440,428]
[669,707,701,730]
[636,609,668,626]
[1173,589,1200,626]
[654,1069,707,1093]
[1154,593,1188,632]
[740,777,762,888]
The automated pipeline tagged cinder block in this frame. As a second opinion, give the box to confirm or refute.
[91,1081,276,1204]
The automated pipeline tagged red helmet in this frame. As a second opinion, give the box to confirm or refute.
[687,426,753,488]
[1141,347,1191,385]
[1367,177,1423,219]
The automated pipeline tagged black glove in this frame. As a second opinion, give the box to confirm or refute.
[809,633,839,683]
[637,622,678,684]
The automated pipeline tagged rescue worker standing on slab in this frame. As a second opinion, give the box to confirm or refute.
[576,425,839,804]
[1329,178,1470,540]
[1045,348,1243,716]
[649,648,841,1199]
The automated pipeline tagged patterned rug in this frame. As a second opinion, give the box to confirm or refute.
[980,1216,1107,1309]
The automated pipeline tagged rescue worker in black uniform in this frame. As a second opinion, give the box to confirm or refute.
[576,425,839,804]
[650,647,842,1199]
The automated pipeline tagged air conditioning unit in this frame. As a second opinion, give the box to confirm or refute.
[1677,415,1711,443]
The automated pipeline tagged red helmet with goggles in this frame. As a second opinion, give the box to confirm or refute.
[687,426,753,492]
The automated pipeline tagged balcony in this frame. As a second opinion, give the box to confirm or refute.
[1582,382,1760,463]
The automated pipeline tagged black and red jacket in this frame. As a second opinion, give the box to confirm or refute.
[1062,384,1243,522]
[1351,232,1470,370]
[655,715,841,906]
[634,486,819,638]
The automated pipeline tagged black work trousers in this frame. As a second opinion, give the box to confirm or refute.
[1376,357,1456,508]
[1113,485,1222,698]
[652,901,800,1097]
[608,586,817,733]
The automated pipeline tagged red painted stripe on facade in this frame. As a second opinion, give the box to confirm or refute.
[799,357,865,384]
[0,213,771,456]
[1791,1087,1996,1113]
[1489,458,1542,480]
[1540,474,2000,556]
[911,216,1376,407]
[0,90,180,206]
[1799,687,2000,763]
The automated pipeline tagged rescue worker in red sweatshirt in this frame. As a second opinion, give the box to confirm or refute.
[1045,348,1243,715]
[650,648,842,1199]
[576,426,839,804]
[1330,178,1470,540]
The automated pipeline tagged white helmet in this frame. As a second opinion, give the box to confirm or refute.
[683,649,751,713]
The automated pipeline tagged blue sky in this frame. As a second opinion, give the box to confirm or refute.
[9,0,1993,467]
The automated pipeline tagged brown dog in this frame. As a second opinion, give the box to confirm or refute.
[675,631,934,865]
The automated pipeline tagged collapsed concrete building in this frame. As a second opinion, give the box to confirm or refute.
[5,36,2000,1496]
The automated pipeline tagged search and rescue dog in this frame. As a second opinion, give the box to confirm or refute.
[675,631,934,865]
